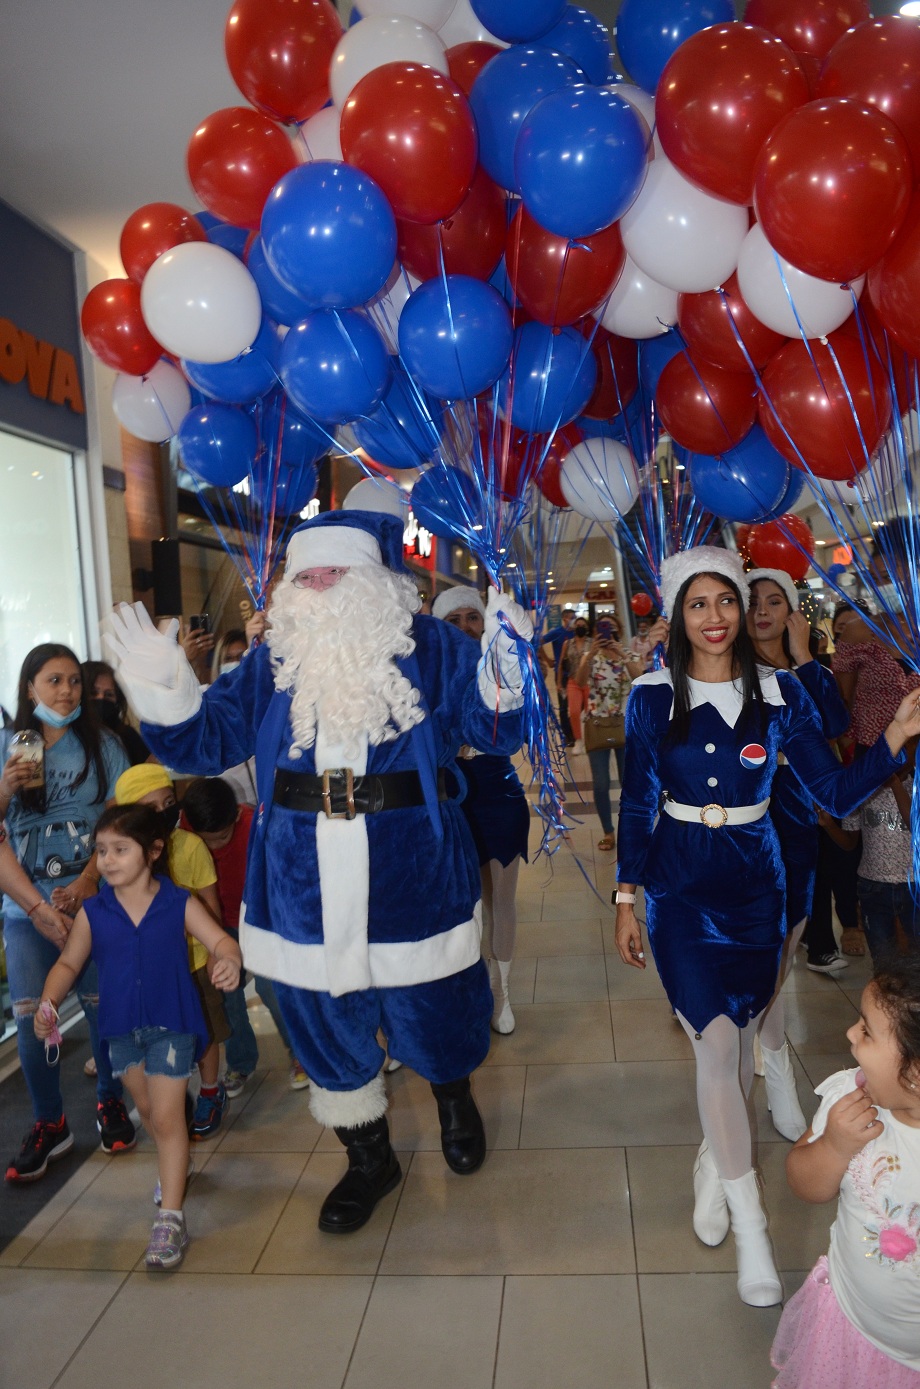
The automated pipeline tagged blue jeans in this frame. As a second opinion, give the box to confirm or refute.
[222,930,294,1073]
[3,911,123,1123]
[857,876,920,964]
[587,746,625,836]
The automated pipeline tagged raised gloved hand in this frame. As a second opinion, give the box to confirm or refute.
[478,588,534,713]
[102,603,202,727]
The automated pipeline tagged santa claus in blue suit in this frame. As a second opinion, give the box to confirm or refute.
[104,510,531,1233]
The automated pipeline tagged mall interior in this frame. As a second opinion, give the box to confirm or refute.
[0,2,910,1386]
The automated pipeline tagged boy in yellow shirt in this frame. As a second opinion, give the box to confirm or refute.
[114,765,230,1140]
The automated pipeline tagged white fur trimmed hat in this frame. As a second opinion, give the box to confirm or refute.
[746,567,799,613]
[432,585,485,621]
[659,546,747,620]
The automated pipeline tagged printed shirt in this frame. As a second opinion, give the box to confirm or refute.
[832,640,920,746]
[586,656,632,719]
[842,774,914,884]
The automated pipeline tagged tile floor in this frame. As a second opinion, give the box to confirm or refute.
[0,753,871,1389]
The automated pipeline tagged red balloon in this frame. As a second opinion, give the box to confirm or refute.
[678,272,787,373]
[396,167,507,283]
[868,190,920,361]
[80,279,162,376]
[631,592,653,616]
[187,107,296,231]
[759,336,892,480]
[818,17,920,171]
[225,0,342,124]
[341,63,477,226]
[119,203,206,285]
[754,98,912,283]
[583,334,639,419]
[743,0,870,61]
[656,354,758,455]
[735,522,753,559]
[505,206,625,328]
[746,513,815,580]
[656,24,809,205]
[832,299,917,413]
[484,420,579,505]
[447,41,503,97]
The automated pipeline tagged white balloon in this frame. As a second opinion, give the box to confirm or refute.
[111,361,191,443]
[620,156,749,294]
[330,16,448,108]
[437,0,506,46]
[295,106,343,163]
[608,83,662,158]
[560,437,640,521]
[343,477,409,520]
[141,243,261,364]
[361,0,456,26]
[600,254,678,339]
[736,223,864,340]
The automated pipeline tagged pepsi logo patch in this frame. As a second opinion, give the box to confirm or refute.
[740,743,767,769]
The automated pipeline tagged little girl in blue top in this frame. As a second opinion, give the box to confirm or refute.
[34,803,241,1269]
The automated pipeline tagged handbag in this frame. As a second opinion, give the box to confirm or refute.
[583,710,626,752]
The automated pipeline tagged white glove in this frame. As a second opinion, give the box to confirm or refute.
[478,588,534,712]
[102,603,201,727]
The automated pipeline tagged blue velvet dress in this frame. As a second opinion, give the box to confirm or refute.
[455,754,530,868]
[769,661,851,929]
[616,668,902,1033]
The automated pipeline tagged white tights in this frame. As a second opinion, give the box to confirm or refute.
[676,1009,763,1180]
[480,857,521,962]
[757,917,808,1052]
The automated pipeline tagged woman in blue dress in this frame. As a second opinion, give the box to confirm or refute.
[746,567,851,1142]
[433,587,529,1034]
[614,547,920,1308]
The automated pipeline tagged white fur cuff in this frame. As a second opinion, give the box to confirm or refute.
[121,656,202,728]
[308,1074,388,1129]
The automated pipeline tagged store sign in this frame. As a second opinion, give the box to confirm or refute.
[0,198,87,450]
[404,508,435,571]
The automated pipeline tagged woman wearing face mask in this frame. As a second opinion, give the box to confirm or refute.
[560,617,592,754]
[0,644,135,1182]
[82,661,151,766]
[210,630,248,683]
[614,547,920,1309]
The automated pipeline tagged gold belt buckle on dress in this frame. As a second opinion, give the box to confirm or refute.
[322,768,356,820]
[699,803,729,829]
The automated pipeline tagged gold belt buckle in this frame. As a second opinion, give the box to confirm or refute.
[700,803,728,829]
[322,768,356,820]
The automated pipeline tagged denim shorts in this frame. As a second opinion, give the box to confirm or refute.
[107,1027,197,1080]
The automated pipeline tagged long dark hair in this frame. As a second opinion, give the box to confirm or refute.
[666,571,766,745]
[81,660,128,724]
[748,577,792,667]
[14,644,108,808]
[93,803,171,879]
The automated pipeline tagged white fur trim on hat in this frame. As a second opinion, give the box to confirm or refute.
[746,568,799,613]
[432,585,486,621]
[285,525,382,573]
[659,546,747,620]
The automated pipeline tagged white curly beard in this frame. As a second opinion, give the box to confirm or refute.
[265,565,425,761]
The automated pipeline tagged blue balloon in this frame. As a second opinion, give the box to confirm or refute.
[253,458,318,517]
[470,47,581,193]
[611,392,658,462]
[261,162,397,310]
[399,276,513,401]
[765,466,805,520]
[535,6,617,84]
[183,317,281,405]
[205,221,250,259]
[177,404,258,488]
[352,367,443,469]
[639,332,683,397]
[410,465,481,543]
[279,309,390,424]
[247,238,312,327]
[515,84,647,238]
[260,391,330,470]
[615,0,735,95]
[689,426,790,523]
[470,0,566,43]
[827,562,847,585]
[501,323,597,434]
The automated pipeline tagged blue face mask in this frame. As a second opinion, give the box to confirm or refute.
[32,701,81,729]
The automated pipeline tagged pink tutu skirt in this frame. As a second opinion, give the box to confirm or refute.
[771,1258,920,1389]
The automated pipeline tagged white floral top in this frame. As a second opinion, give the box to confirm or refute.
[586,655,632,719]
[809,1068,920,1369]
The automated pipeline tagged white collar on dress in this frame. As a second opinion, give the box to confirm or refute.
[632,666,786,728]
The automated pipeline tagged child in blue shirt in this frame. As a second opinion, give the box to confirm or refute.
[34,803,241,1269]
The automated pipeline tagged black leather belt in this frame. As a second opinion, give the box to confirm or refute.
[273,767,448,819]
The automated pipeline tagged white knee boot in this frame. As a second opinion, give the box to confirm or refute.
[490,959,515,1034]
[692,1141,729,1246]
[722,1170,783,1307]
[760,1042,807,1142]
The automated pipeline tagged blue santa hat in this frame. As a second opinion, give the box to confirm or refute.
[284,510,409,576]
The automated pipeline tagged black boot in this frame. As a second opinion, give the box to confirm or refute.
[318,1116,402,1234]
[431,1077,486,1175]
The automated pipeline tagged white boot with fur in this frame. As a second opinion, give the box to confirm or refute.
[722,1170,783,1307]
[490,959,515,1034]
